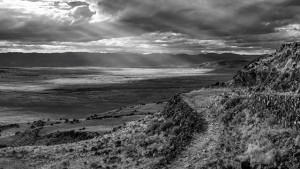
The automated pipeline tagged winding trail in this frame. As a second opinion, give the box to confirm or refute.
[169,89,230,169]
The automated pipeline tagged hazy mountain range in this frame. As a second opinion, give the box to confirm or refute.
[0,53,261,67]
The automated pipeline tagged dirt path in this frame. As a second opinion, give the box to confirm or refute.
[169,89,230,169]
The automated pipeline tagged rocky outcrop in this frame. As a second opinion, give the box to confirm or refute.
[233,42,300,92]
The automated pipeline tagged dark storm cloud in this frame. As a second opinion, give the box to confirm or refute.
[67,1,89,8]
[86,0,300,51]
[93,0,299,34]
[281,0,300,6]
[0,0,300,54]
[0,1,97,42]
[0,14,93,42]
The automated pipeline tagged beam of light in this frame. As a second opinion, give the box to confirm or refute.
[1,0,294,54]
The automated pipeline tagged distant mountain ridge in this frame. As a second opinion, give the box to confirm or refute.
[0,52,261,67]
[233,42,300,92]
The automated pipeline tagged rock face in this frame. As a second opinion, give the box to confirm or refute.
[233,42,300,92]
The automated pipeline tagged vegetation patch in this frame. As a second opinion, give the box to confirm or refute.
[0,124,20,134]
[0,94,205,168]
[207,93,300,169]
[152,94,206,167]
[3,129,100,147]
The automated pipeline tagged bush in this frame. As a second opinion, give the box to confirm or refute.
[159,119,174,132]
[171,126,181,135]
[145,121,160,134]
[225,97,243,110]
[283,72,290,78]
[0,144,7,149]
[90,163,98,169]
[265,116,277,126]
[232,111,246,124]
[124,145,137,158]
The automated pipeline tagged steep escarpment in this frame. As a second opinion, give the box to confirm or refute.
[0,95,204,169]
[233,42,300,92]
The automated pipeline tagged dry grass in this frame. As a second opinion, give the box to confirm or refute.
[0,94,205,169]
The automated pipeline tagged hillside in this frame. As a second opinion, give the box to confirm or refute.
[1,88,299,169]
[0,95,205,168]
[0,43,300,169]
[233,42,300,92]
[0,52,260,67]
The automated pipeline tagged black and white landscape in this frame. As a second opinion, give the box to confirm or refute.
[0,0,300,169]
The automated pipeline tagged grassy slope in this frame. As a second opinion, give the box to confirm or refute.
[215,92,300,168]
[0,94,205,169]
[170,89,300,169]
[1,88,299,169]
[0,103,166,148]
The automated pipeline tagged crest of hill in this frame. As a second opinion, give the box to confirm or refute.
[233,42,300,92]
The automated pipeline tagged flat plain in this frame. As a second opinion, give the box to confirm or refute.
[0,67,234,123]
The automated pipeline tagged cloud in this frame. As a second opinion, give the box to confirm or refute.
[67,1,89,8]
[88,0,300,46]
[0,0,98,41]
[70,5,94,24]
[0,0,299,54]
[0,32,273,54]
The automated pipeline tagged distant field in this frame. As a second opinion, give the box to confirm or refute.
[0,67,236,123]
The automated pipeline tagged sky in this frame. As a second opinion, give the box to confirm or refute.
[0,0,299,54]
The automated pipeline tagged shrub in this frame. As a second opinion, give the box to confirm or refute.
[124,145,137,158]
[171,126,181,135]
[114,140,122,147]
[232,111,246,124]
[90,163,98,169]
[159,119,174,132]
[225,97,243,110]
[283,72,290,78]
[265,116,277,126]
[106,156,121,164]
[145,121,160,134]
[0,144,7,149]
